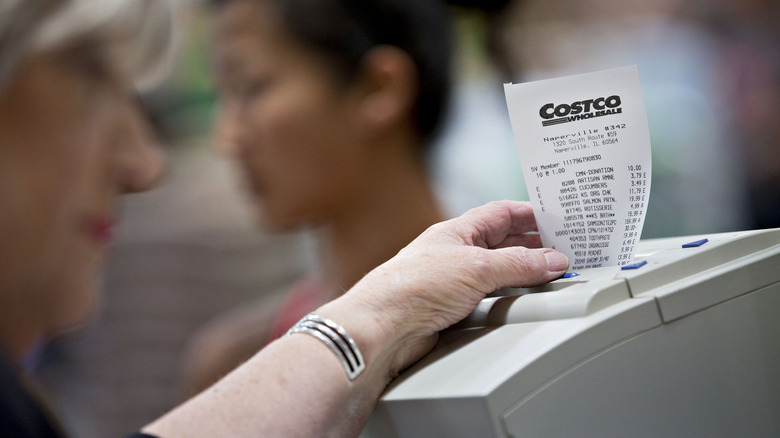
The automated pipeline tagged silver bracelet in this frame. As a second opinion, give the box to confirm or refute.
[286,313,365,380]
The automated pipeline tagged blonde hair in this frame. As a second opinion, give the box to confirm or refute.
[0,0,180,94]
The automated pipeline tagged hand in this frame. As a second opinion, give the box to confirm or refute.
[320,200,569,378]
[143,201,568,438]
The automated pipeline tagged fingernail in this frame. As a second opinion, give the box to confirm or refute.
[544,250,569,272]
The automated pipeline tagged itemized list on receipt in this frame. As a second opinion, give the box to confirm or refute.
[504,66,652,270]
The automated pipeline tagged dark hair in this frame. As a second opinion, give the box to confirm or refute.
[211,0,453,146]
[446,0,512,12]
[446,0,518,81]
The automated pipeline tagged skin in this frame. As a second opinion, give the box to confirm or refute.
[145,200,569,437]
[0,37,165,362]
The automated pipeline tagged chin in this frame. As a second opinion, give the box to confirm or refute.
[48,269,103,336]
[253,203,304,234]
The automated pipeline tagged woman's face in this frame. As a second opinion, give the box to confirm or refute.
[0,38,164,348]
[213,0,374,231]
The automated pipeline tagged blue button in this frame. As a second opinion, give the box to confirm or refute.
[562,272,580,278]
[682,238,709,248]
[621,260,648,270]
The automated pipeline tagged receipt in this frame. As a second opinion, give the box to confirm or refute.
[504,66,651,269]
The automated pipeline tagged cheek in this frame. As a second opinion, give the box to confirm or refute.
[47,124,108,312]
[252,99,362,221]
[0,138,102,332]
[270,86,360,172]
[40,166,105,330]
[0,53,115,333]
[0,111,96,252]
[35,147,101,303]
[27,123,107,328]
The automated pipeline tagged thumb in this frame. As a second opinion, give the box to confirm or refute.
[489,247,569,289]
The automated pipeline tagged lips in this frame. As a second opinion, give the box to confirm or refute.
[84,216,116,246]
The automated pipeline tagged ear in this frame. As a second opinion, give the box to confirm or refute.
[351,45,419,135]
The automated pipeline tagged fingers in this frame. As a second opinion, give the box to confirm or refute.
[457,201,539,249]
[488,246,569,289]
[491,232,542,250]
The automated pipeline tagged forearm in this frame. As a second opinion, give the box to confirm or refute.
[142,201,568,437]
[143,293,400,438]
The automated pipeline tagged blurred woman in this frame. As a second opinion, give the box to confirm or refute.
[0,0,173,435]
[0,0,171,367]
[182,0,455,393]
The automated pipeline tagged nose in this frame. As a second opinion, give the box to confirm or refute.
[113,99,167,194]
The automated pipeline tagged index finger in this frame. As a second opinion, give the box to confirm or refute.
[458,201,539,249]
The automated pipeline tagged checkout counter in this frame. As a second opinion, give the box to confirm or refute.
[362,228,780,437]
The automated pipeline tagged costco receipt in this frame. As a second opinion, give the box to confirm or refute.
[504,66,652,270]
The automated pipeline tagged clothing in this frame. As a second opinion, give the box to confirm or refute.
[267,275,333,341]
[0,348,161,438]
[0,350,62,438]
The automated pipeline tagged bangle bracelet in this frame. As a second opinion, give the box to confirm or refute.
[286,313,365,380]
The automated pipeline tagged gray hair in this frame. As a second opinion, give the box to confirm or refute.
[0,0,180,94]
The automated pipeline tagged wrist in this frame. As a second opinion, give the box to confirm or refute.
[314,297,396,383]
[286,313,366,380]
[315,268,434,383]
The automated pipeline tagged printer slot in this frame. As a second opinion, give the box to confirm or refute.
[455,278,629,328]
[489,279,586,297]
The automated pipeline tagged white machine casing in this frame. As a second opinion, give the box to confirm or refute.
[362,229,780,437]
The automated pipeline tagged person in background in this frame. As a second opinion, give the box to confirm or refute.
[180,0,455,394]
[0,0,569,437]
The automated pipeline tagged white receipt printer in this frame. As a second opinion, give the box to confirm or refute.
[363,228,780,437]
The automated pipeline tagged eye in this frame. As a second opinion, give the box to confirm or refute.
[69,41,114,81]
[236,77,272,101]
[81,50,109,78]
[216,67,275,106]
[57,39,126,92]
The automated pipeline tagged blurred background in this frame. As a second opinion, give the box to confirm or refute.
[30,0,780,437]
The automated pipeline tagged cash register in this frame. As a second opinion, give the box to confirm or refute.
[361,228,780,437]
